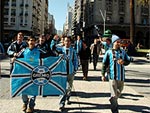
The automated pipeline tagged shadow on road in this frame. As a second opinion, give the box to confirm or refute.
[125,78,149,84]
[34,102,150,113]
[121,93,144,101]
[132,58,150,65]
[71,91,110,98]
[74,76,101,81]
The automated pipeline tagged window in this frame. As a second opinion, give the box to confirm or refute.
[119,17,124,23]
[12,0,16,6]
[11,18,15,22]
[4,18,8,23]
[106,0,112,13]
[119,0,125,13]
[106,16,111,23]
[11,9,16,16]
[4,9,9,15]
[25,17,28,25]
[141,18,148,25]
[20,17,23,23]
[141,5,149,15]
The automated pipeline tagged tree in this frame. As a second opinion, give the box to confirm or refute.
[130,0,134,44]
[130,0,149,44]
[137,0,150,5]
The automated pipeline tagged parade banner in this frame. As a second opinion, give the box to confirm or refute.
[11,56,67,97]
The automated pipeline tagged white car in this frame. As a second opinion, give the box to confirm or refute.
[146,52,150,59]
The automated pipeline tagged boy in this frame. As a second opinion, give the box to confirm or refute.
[101,35,133,113]
[55,36,78,110]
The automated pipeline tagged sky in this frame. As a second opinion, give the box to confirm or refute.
[48,0,74,31]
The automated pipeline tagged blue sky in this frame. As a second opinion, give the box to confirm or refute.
[48,0,74,31]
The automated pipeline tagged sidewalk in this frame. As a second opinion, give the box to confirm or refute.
[0,58,150,113]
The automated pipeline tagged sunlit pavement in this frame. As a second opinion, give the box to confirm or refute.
[0,56,149,113]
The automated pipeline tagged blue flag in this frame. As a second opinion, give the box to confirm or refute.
[11,56,67,97]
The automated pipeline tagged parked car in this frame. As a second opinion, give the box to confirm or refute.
[146,52,150,59]
[120,39,130,48]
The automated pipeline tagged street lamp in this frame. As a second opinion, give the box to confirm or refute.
[99,9,106,34]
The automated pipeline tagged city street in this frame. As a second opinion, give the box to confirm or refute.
[0,56,150,113]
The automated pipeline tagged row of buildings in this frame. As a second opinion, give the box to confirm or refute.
[0,0,150,49]
[64,0,150,48]
[0,0,56,43]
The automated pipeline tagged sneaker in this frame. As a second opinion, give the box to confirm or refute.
[22,104,27,111]
[26,107,34,113]
[83,76,88,80]
[59,103,65,111]
[67,100,71,105]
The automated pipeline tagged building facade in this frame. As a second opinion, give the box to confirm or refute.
[73,0,150,48]
[48,13,56,35]
[63,3,74,36]
[3,0,48,42]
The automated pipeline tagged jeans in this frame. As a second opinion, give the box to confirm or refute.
[22,95,36,108]
[109,80,124,113]
[59,75,74,107]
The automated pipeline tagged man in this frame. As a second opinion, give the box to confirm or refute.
[15,36,56,113]
[74,35,82,66]
[79,40,91,80]
[101,35,133,113]
[74,35,82,55]
[50,34,60,50]
[90,38,101,70]
[7,32,27,73]
[36,34,50,54]
[100,29,112,52]
[55,36,78,111]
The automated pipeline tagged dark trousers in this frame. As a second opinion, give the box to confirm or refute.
[92,54,99,69]
[80,60,89,77]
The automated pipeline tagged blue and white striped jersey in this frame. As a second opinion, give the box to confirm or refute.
[102,49,132,81]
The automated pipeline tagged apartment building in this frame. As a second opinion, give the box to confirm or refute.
[3,0,48,42]
[63,3,74,36]
[48,13,56,35]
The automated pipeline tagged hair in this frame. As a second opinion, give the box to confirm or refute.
[82,39,86,44]
[27,35,36,41]
[17,32,24,36]
[106,38,111,43]
[65,36,72,41]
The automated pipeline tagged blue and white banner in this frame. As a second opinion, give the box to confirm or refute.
[11,56,67,97]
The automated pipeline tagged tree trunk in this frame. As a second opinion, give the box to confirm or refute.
[130,0,135,44]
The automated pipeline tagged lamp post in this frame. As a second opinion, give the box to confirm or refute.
[99,9,106,34]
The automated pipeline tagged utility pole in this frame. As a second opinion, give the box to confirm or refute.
[99,9,106,34]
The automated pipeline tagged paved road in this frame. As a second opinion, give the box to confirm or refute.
[0,56,150,113]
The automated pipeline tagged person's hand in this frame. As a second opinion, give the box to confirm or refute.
[101,76,106,81]
[13,53,18,57]
[117,59,124,65]
[11,57,16,63]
